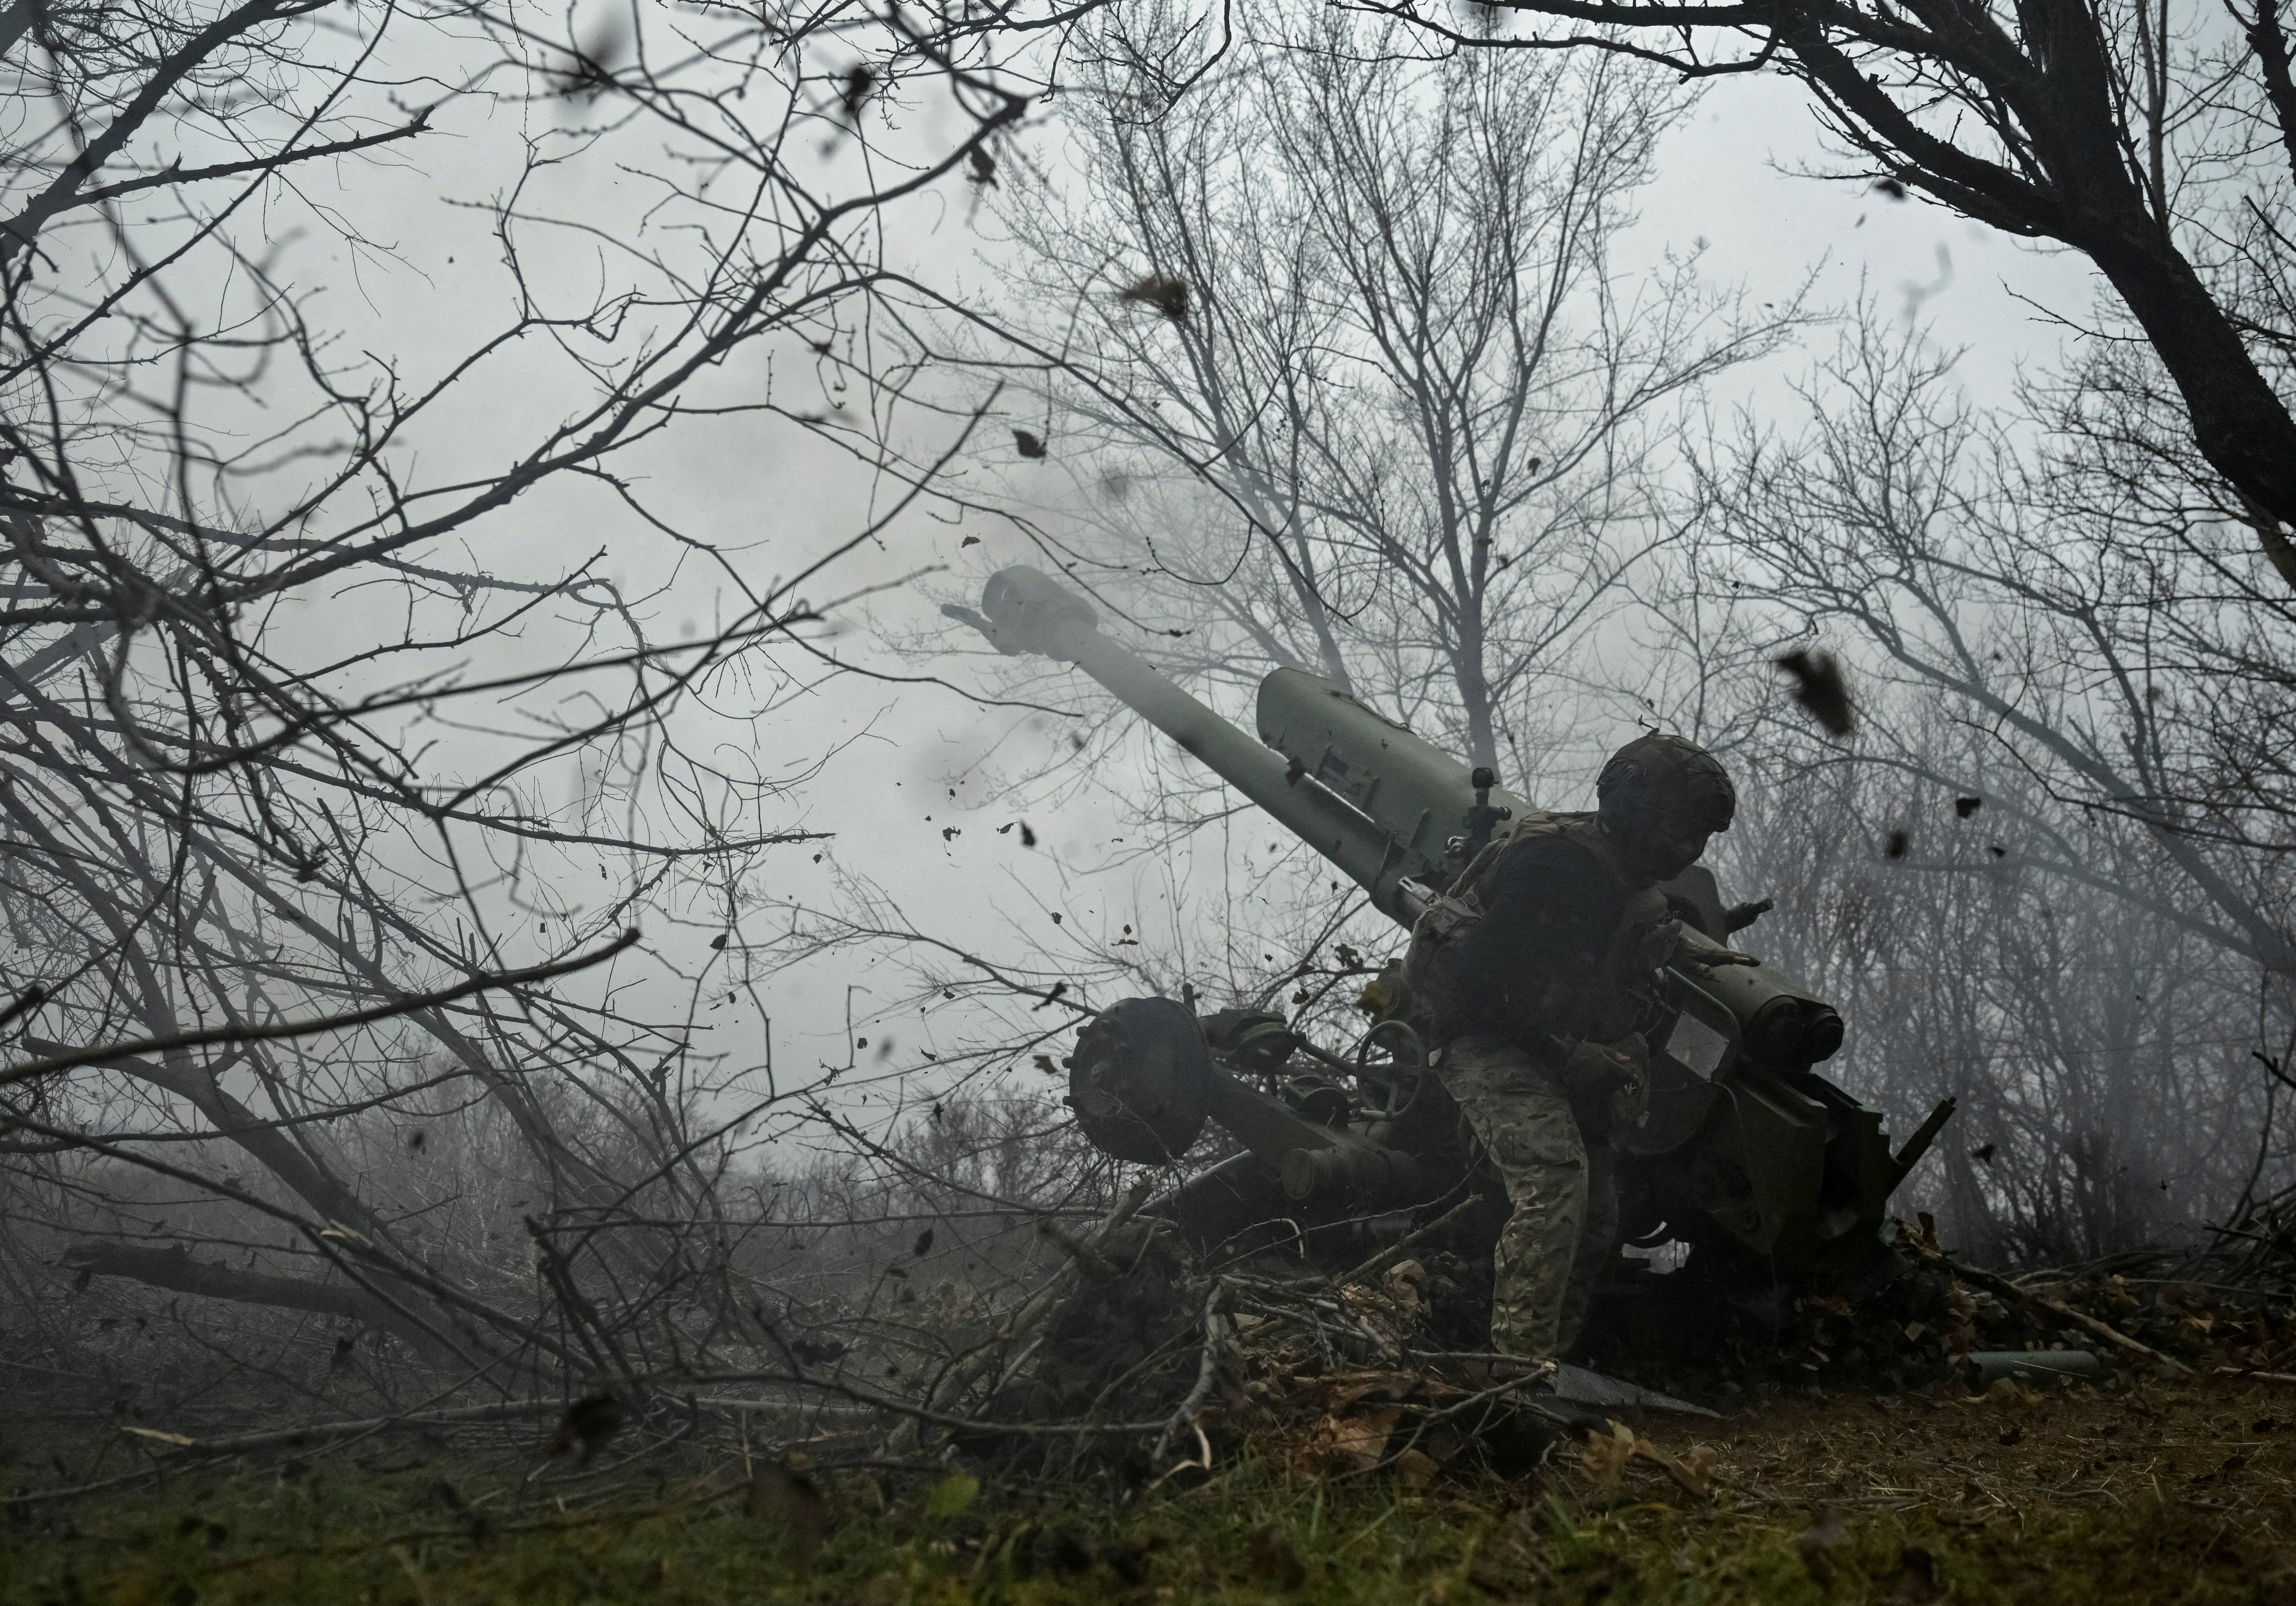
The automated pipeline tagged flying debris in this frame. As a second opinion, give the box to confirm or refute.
[839,63,874,122]
[1119,272,1191,322]
[1776,648,1856,736]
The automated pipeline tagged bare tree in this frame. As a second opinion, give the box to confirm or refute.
[1367,0,2296,585]
[1698,307,2296,1253]
[976,13,1794,785]
[1723,724,2276,1261]
[0,0,1073,1423]
[1702,309,2296,976]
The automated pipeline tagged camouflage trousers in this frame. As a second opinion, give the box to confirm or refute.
[1435,1035,1619,1361]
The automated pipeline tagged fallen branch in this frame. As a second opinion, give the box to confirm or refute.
[672,1369,1173,1438]
[1947,1258,2190,1376]
[61,1241,453,1359]
[117,1399,568,1457]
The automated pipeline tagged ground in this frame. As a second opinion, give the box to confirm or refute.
[4,1374,2294,1604]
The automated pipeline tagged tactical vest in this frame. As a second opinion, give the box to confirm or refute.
[1400,811,1670,1046]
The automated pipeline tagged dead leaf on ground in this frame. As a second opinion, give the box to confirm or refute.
[1581,1420,1636,1488]
[1644,1440,1720,1500]
[1310,1404,1404,1473]
[1393,1447,1441,1488]
[1314,1371,1418,1414]
[1984,1377,2041,1408]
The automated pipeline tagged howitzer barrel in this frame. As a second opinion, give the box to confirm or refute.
[959,567,1845,1074]
[974,567,1440,922]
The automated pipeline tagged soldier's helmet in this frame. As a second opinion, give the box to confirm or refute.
[1595,732,1736,841]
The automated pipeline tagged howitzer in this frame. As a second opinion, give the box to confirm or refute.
[950,567,1953,1299]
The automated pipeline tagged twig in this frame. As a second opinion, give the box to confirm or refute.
[1337,1194,1483,1288]
[0,931,642,1088]
[887,1178,1155,1453]
[1155,1279,1232,1458]
[673,1370,1171,1438]
[117,1399,570,1457]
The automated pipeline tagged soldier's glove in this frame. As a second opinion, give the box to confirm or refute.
[1645,917,1759,976]
[1606,1033,1652,1129]
[1557,1033,1647,1098]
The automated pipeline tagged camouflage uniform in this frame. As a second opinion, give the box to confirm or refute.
[1435,1034,1622,1359]
[1407,735,1736,1361]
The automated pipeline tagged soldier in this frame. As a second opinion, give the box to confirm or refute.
[1407,732,1748,1365]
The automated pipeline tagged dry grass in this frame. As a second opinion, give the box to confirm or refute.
[6,1372,2296,1603]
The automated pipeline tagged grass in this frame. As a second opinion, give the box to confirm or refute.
[4,1375,2294,1603]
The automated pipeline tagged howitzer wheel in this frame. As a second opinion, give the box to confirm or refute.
[1067,998,1212,1164]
